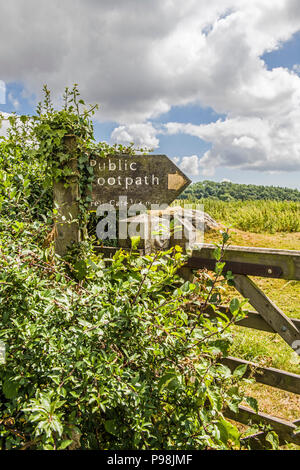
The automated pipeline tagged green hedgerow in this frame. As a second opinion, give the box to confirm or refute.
[0,85,257,450]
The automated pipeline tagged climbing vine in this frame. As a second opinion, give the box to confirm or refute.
[1,85,146,237]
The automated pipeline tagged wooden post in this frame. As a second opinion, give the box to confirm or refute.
[53,135,80,256]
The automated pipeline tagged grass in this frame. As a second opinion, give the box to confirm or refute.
[174,199,300,233]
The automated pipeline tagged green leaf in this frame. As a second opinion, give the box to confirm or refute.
[130,236,141,250]
[20,115,28,124]
[216,418,240,445]
[52,418,64,436]
[181,281,191,292]
[215,262,225,275]
[207,390,222,411]
[227,401,239,413]
[233,364,248,378]
[213,247,221,260]
[158,372,178,392]
[58,439,73,450]
[266,431,279,450]
[229,298,240,314]
[104,420,119,436]
[245,396,258,413]
[2,379,19,399]
[222,232,230,244]
[73,260,87,280]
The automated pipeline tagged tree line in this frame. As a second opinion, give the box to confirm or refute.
[180,180,300,201]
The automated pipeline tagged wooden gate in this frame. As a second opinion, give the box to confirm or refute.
[186,244,300,447]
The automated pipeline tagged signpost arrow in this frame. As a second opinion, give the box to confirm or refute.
[88,154,191,210]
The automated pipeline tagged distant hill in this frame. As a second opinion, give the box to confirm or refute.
[179,180,300,202]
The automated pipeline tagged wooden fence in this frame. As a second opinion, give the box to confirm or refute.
[96,243,300,447]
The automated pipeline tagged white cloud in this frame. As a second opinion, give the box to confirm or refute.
[293,64,300,74]
[178,155,200,176]
[111,123,159,149]
[8,92,20,110]
[0,80,5,105]
[232,136,257,149]
[0,1,300,172]
[165,108,300,173]
[0,0,299,122]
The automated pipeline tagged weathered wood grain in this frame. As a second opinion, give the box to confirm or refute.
[54,135,80,256]
[188,243,300,280]
[88,154,191,209]
[220,356,300,395]
[224,405,300,446]
[233,274,300,348]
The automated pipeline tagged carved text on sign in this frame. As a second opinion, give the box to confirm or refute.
[88,154,191,209]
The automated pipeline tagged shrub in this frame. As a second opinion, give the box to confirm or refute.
[0,217,253,449]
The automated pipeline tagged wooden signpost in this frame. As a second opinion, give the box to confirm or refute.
[54,149,191,254]
[88,154,191,209]
[54,135,80,256]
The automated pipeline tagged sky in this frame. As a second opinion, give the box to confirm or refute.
[0,0,300,188]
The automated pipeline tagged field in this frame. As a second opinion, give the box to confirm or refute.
[179,199,300,448]
[174,199,300,233]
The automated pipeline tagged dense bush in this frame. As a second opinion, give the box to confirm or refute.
[0,86,259,450]
[0,221,252,450]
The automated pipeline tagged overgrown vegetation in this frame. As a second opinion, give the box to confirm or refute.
[0,223,257,450]
[0,86,261,450]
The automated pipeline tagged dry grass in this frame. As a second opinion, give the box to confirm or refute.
[205,227,300,250]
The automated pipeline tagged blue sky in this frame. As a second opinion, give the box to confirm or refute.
[0,1,300,189]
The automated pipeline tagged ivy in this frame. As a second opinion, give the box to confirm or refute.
[0,229,252,449]
[0,85,146,234]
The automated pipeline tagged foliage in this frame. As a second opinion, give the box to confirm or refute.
[181,180,300,202]
[0,85,260,450]
[0,85,146,232]
[0,217,253,450]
